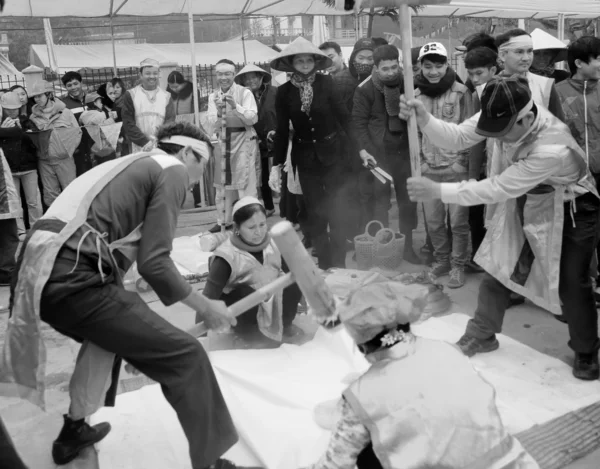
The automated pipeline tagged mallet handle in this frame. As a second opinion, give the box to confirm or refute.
[398,2,421,178]
[187,272,295,338]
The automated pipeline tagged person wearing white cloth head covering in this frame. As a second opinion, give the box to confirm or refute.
[305,279,539,469]
[3,121,239,467]
[201,196,303,346]
[495,29,565,122]
[121,58,176,154]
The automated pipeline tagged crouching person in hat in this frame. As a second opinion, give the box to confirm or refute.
[201,196,303,346]
[402,76,600,380]
[306,280,538,469]
[1,121,239,467]
[207,59,259,233]
[122,58,175,153]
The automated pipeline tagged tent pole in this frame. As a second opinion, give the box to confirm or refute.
[240,16,248,64]
[557,13,565,42]
[188,0,206,207]
[398,2,420,178]
[110,14,118,76]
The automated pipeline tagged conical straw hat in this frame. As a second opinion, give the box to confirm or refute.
[269,37,332,73]
[234,63,272,85]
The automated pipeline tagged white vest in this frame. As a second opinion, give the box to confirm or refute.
[527,72,553,109]
[129,85,171,149]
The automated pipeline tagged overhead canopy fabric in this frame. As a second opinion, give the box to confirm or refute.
[2,0,600,19]
[29,41,278,71]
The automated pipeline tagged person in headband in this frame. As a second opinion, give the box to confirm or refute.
[308,279,537,469]
[207,58,259,234]
[5,119,240,467]
[401,75,600,380]
[201,196,304,347]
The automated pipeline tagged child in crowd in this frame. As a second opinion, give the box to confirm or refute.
[414,42,474,288]
[463,46,499,272]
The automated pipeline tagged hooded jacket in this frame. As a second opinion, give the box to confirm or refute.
[555,79,600,174]
[332,39,375,113]
[30,99,83,161]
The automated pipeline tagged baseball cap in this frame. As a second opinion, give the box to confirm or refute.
[476,76,533,138]
[85,92,102,105]
[418,42,448,61]
[0,91,22,110]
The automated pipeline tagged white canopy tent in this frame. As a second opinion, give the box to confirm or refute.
[2,0,600,19]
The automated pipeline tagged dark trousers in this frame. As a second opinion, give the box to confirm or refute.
[0,219,19,283]
[466,193,600,354]
[279,172,309,236]
[358,169,391,231]
[0,417,28,469]
[469,204,486,258]
[39,258,238,468]
[260,154,274,211]
[298,162,347,269]
[221,283,302,333]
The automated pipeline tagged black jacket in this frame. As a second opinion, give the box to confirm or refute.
[274,73,352,169]
[0,115,39,173]
[353,77,410,166]
[254,84,278,151]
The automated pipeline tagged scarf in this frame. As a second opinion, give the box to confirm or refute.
[290,72,316,115]
[530,66,557,78]
[231,231,271,253]
[414,68,457,98]
[371,71,403,132]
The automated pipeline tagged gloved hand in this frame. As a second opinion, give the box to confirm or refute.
[269,164,282,192]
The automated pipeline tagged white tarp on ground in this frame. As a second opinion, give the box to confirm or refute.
[3,0,600,19]
[91,313,600,469]
[29,41,279,71]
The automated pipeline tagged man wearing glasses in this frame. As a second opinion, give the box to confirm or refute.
[207,59,259,233]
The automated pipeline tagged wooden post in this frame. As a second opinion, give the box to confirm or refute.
[398,3,421,177]
[220,98,227,233]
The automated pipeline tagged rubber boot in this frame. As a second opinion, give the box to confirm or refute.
[52,414,111,465]
[402,231,424,265]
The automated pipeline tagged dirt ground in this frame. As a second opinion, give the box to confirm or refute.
[1,192,599,469]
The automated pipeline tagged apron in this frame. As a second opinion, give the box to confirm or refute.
[0,151,161,410]
[129,85,170,153]
[475,122,596,315]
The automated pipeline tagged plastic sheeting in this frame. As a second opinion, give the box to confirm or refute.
[2,0,600,19]
[29,41,279,71]
[91,313,600,469]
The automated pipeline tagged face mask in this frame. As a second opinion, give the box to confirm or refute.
[354,62,373,76]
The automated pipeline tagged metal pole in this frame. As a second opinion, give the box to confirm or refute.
[110,15,118,76]
[188,0,206,207]
[240,16,248,64]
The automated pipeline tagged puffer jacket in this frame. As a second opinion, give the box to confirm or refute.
[555,78,600,174]
[0,114,39,173]
[416,80,473,172]
[30,99,82,161]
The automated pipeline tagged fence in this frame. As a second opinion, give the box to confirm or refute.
[42,62,272,111]
[0,74,26,90]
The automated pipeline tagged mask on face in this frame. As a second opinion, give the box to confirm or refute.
[354,62,373,76]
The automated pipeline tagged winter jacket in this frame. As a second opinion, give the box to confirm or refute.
[0,149,21,220]
[30,99,82,161]
[0,115,39,173]
[353,77,410,169]
[168,81,201,116]
[60,93,87,122]
[416,81,474,172]
[555,78,600,174]
[253,84,277,152]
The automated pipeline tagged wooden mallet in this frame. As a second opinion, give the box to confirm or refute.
[332,0,452,177]
[187,220,337,338]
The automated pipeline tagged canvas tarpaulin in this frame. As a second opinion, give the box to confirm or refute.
[90,313,600,468]
[29,41,279,71]
[2,0,600,19]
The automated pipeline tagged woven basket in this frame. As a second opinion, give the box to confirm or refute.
[353,220,384,270]
[373,229,405,270]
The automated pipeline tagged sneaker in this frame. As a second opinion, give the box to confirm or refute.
[447,267,465,289]
[208,223,232,234]
[429,262,451,278]
[283,324,305,340]
[403,247,424,265]
[456,334,500,357]
[266,209,276,217]
[573,352,600,381]
[52,414,111,465]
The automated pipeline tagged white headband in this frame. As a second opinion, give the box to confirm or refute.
[499,36,534,53]
[215,63,236,73]
[232,196,263,215]
[159,135,211,161]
